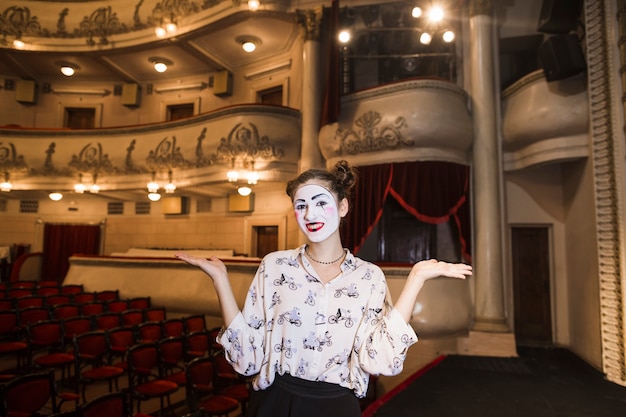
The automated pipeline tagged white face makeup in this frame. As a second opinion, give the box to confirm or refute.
[293,184,343,243]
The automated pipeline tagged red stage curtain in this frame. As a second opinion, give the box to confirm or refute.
[342,161,471,262]
[43,224,101,282]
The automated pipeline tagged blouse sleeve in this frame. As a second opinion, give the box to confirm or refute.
[354,270,418,376]
[217,259,268,376]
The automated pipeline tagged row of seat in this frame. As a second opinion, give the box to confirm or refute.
[1,321,244,417]
[0,291,151,311]
[1,347,248,417]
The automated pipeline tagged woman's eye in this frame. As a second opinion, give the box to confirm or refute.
[295,204,306,211]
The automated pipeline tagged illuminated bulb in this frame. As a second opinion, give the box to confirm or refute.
[61,66,75,77]
[227,170,239,182]
[153,62,168,73]
[420,32,432,45]
[90,184,100,193]
[74,182,86,193]
[155,27,167,38]
[412,7,422,18]
[49,192,63,201]
[242,41,256,53]
[238,186,252,196]
[338,30,351,44]
[427,6,444,23]
[0,180,11,192]
[147,180,159,193]
[148,192,162,202]
[443,30,455,42]
[165,22,177,33]
[13,39,25,49]
[164,182,176,193]
[246,171,259,185]
[248,0,260,11]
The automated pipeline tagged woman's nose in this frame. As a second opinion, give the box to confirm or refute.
[304,206,315,220]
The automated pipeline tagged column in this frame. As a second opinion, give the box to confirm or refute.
[296,7,325,172]
[469,0,508,332]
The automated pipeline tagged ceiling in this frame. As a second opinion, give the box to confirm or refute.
[0,2,302,85]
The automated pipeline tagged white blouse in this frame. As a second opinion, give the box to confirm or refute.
[218,245,418,398]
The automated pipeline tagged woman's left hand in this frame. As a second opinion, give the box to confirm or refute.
[409,259,473,283]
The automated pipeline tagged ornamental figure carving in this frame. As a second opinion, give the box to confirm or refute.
[333,111,412,155]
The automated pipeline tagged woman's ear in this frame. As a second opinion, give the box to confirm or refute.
[339,198,349,218]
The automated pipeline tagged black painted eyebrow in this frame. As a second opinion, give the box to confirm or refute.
[295,193,330,203]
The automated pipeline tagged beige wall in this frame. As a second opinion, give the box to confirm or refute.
[505,163,570,346]
[562,159,602,368]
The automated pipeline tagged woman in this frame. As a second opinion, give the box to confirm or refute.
[176,160,472,417]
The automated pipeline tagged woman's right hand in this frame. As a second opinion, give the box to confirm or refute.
[175,253,228,281]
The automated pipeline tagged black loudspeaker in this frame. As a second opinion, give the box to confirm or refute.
[537,0,583,34]
[539,34,586,81]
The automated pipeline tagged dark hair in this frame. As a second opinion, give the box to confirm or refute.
[286,160,358,202]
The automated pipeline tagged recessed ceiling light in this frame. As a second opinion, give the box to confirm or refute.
[149,57,173,73]
[49,192,63,201]
[236,36,262,53]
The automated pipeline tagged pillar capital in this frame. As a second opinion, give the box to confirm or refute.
[296,7,324,42]
[469,0,493,17]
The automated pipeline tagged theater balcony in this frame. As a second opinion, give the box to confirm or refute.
[0,104,301,200]
[319,78,473,168]
[501,70,590,171]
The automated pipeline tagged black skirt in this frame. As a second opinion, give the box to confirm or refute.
[246,374,361,417]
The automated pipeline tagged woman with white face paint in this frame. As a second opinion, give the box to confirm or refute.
[176,160,472,417]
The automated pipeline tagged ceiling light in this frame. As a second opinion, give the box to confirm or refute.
[442,30,455,42]
[242,41,256,53]
[60,66,74,77]
[90,184,100,193]
[338,30,351,44]
[237,36,261,53]
[427,6,444,23]
[148,192,162,202]
[49,192,63,201]
[150,57,173,73]
[237,186,252,196]
[154,62,168,73]
[13,39,25,50]
[248,0,260,11]
[412,7,423,18]
[420,32,432,45]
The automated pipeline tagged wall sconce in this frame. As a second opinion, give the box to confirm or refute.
[164,171,176,193]
[49,192,63,201]
[90,174,100,194]
[147,172,159,193]
[150,57,173,73]
[74,174,86,193]
[227,160,258,196]
[0,172,12,192]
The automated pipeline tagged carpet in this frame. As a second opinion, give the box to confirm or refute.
[362,348,626,417]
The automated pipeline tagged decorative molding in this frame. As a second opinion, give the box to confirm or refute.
[586,0,626,386]
[333,111,412,155]
[295,7,323,42]
[244,60,292,80]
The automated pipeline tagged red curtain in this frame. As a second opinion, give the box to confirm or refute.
[43,224,101,282]
[342,161,471,262]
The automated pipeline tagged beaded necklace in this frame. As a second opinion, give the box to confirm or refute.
[305,245,347,265]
